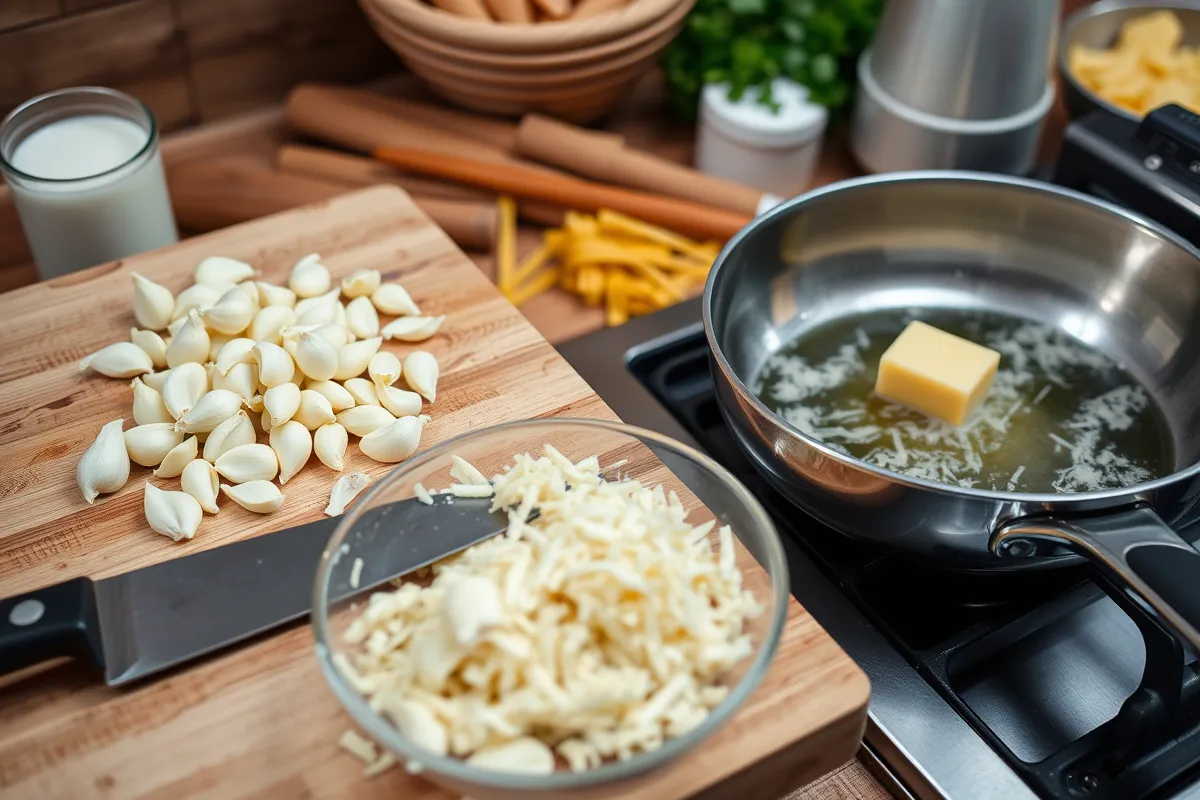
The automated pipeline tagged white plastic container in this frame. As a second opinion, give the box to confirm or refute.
[696,77,829,200]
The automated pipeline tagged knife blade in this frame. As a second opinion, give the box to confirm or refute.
[0,494,507,686]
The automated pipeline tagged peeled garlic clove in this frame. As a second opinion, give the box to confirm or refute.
[382,315,446,343]
[153,435,198,478]
[466,738,555,775]
[342,378,379,407]
[403,351,439,403]
[130,328,168,369]
[77,419,130,504]
[263,382,301,427]
[324,471,370,516]
[288,369,305,388]
[131,272,175,331]
[166,315,188,337]
[172,283,220,321]
[207,332,231,364]
[305,380,355,412]
[80,341,154,378]
[359,414,429,463]
[344,295,379,340]
[131,377,173,425]
[367,351,402,387]
[269,420,312,485]
[295,331,338,381]
[259,409,271,434]
[142,368,171,392]
[181,458,220,514]
[294,287,341,326]
[144,482,203,541]
[174,389,242,434]
[377,384,423,418]
[214,443,278,483]
[371,283,420,316]
[314,322,350,349]
[252,341,295,388]
[336,405,396,437]
[161,361,208,419]
[166,310,211,368]
[255,281,296,308]
[221,480,285,513]
[382,699,447,756]
[314,422,348,471]
[334,337,382,381]
[341,268,381,299]
[247,305,296,345]
[124,423,185,467]
[294,388,336,430]
[288,253,331,298]
[203,409,255,462]
[212,361,257,403]
[212,337,254,375]
[202,286,256,335]
[194,255,254,287]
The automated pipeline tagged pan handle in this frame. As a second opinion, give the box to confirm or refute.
[994,507,1200,654]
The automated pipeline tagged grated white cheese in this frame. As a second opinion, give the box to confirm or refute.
[413,482,434,505]
[1007,465,1026,492]
[339,729,378,764]
[338,447,760,772]
[350,557,364,590]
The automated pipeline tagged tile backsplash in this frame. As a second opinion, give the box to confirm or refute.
[0,0,400,132]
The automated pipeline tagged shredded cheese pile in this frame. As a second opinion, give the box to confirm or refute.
[336,446,760,774]
[496,205,719,326]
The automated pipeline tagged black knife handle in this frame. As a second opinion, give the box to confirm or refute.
[0,577,103,676]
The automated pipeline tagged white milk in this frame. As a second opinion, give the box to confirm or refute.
[7,114,177,279]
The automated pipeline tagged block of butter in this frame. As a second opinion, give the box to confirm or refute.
[875,321,1001,426]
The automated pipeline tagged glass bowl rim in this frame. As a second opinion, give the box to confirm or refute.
[311,416,789,790]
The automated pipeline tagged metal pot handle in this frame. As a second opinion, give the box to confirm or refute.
[994,507,1200,654]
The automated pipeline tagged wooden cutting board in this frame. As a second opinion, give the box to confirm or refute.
[0,187,869,799]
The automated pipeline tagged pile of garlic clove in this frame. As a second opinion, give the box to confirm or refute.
[75,254,446,541]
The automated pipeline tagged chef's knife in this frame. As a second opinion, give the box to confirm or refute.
[0,494,507,686]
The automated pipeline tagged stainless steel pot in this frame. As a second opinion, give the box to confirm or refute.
[703,172,1200,652]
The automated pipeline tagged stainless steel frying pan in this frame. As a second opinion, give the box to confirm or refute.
[704,172,1200,652]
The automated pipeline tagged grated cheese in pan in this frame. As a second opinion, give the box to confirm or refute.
[336,447,760,773]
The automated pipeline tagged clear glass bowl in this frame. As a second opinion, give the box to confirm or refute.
[312,418,788,798]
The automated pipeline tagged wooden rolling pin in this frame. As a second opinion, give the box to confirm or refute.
[169,160,498,250]
[373,146,752,241]
[515,114,767,216]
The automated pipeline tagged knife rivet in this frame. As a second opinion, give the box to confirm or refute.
[8,599,45,627]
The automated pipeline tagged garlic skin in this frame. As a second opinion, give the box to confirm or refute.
[295,287,342,326]
[382,315,446,343]
[294,389,336,430]
[173,283,220,321]
[314,422,348,471]
[324,471,370,516]
[371,283,420,316]
[359,414,429,463]
[288,253,331,298]
[247,305,296,345]
[130,328,168,369]
[466,738,555,775]
[367,351,402,387]
[221,480,285,513]
[194,256,254,287]
[77,419,130,504]
[333,337,382,381]
[181,458,220,514]
[161,361,208,419]
[246,394,265,413]
[295,331,338,381]
[269,420,312,485]
[255,281,297,308]
[144,482,203,541]
[305,380,355,412]
[382,699,448,757]
[341,268,381,299]
[131,377,173,425]
[203,409,256,462]
[264,382,302,427]
[153,435,198,478]
[214,443,279,483]
[252,341,295,388]
[403,351,439,403]
[166,309,211,368]
[336,405,396,437]
[215,337,256,375]
[203,286,256,335]
[142,368,171,392]
[132,272,175,331]
[377,384,423,418]
[345,295,379,339]
[174,389,243,434]
[342,378,379,407]
[211,361,257,403]
[79,341,154,378]
[124,423,185,467]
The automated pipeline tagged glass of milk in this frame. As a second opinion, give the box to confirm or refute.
[0,87,178,280]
